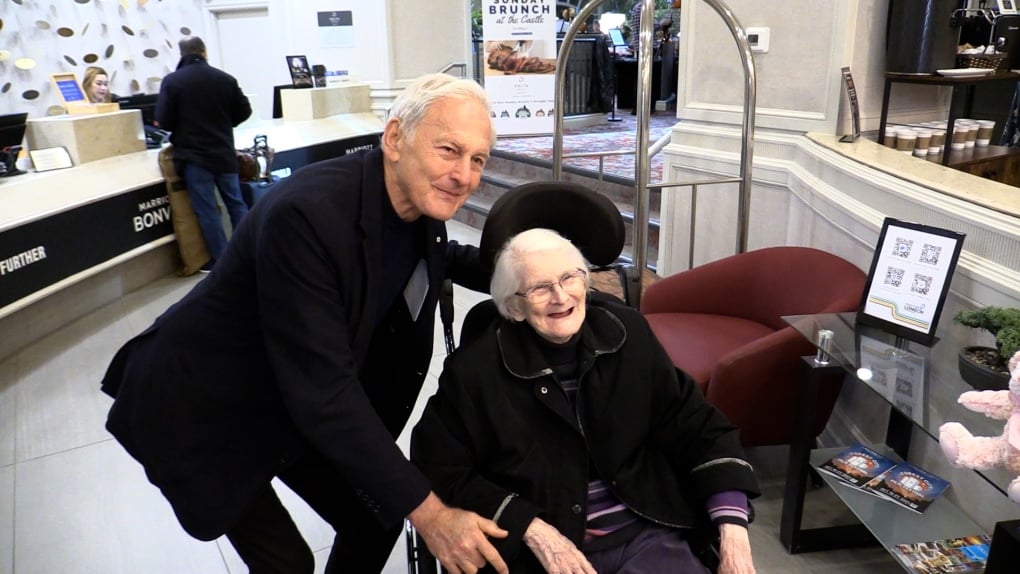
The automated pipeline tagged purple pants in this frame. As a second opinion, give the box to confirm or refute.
[585,525,710,574]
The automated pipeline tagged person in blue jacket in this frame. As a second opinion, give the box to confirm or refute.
[103,73,509,574]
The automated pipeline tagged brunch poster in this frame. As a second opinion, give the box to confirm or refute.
[482,0,556,136]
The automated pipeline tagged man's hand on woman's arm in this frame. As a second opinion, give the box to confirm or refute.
[522,517,597,574]
[408,492,509,574]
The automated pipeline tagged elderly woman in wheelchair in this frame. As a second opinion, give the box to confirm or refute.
[411,228,760,574]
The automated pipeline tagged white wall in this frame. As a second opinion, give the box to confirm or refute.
[0,0,204,119]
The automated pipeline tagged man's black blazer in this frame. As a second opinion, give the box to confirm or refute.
[102,148,488,540]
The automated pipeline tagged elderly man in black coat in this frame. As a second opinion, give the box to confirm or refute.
[102,73,509,574]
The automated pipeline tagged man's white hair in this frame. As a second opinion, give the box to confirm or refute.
[387,73,496,147]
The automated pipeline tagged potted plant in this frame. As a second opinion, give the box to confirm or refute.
[954,306,1020,390]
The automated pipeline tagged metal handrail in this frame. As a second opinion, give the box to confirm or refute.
[438,61,467,77]
[552,0,756,307]
[704,0,757,255]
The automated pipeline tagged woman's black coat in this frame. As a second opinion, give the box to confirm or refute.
[411,299,760,571]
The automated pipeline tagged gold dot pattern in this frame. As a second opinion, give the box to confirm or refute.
[1,2,202,115]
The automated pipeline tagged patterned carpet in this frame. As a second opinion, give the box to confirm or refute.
[492,111,677,182]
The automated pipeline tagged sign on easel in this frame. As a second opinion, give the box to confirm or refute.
[482,0,556,136]
[839,66,861,143]
[856,218,965,346]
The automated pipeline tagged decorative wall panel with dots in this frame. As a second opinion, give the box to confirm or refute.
[0,0,203,119]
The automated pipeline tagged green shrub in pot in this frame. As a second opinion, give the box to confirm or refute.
[954,306,1020,390]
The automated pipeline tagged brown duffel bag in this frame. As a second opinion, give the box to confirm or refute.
[157,146,211,276]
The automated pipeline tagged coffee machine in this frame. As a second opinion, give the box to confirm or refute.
[995,14,1020,70]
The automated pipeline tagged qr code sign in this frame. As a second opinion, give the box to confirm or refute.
[884,267,905,287]
[911,273,933,296]
[919,244,942,265]
[891,238,913,258]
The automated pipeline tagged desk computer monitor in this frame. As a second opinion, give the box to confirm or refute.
[0,112,28,177]
[115,93,159,126]
[608,28,628,50]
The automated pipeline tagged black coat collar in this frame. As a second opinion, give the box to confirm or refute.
[495,301,627,380]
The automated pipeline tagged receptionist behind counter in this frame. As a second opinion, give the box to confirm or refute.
[83,66,111,103]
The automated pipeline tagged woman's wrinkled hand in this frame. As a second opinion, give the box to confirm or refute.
[717,523,755,574]
[522,518,597,574]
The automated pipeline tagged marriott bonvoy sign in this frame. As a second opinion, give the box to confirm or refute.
[0,183,173,313]
[482,0,556,137]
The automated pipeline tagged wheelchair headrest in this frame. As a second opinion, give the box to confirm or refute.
[479,181,626,270]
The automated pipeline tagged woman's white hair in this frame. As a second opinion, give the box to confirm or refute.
[387,72,496,147]
[491,228,590,320]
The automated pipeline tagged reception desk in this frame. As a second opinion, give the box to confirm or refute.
[0,111,383,359]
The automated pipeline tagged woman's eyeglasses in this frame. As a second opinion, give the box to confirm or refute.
[516,268,587,304]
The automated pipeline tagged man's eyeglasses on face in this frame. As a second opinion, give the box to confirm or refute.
[516,268,588,304]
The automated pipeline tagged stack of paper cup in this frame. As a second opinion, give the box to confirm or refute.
[895,128,917,154]
[976,120,996,147]
[957,119,978,148]
[913,128,932,157]
[929,126,946,155]
[951,120,969,151]
[883,126,898,149]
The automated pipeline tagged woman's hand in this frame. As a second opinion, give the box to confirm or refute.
[717,523,755,574]
[522,518,597,574]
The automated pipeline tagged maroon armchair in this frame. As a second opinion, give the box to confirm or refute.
[640,246,866,447]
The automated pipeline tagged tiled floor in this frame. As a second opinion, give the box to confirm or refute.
[0,219,904,573]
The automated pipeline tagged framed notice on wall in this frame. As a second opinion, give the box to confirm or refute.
[857,218,965,346]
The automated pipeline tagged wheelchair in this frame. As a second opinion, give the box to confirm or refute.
[407,181,743,573]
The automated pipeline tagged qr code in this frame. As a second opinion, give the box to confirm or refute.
[895,400,913,417]
[919,244,942,265]
[891,237,913,258]
[911,273,933,296]
[895,377,913,395]
[884,267,905,287]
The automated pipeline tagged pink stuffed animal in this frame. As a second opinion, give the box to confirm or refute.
[939,350,1020,503]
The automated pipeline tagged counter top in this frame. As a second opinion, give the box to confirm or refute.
[807,133,1020,218]
[0,112,384,232]
[233,112,383,152]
